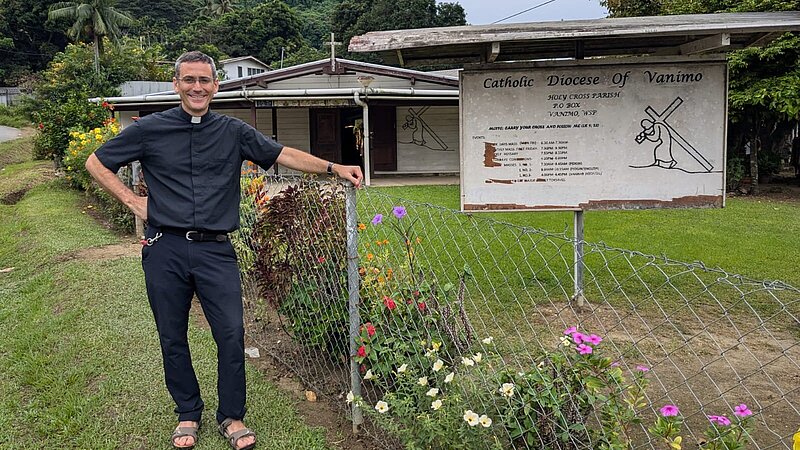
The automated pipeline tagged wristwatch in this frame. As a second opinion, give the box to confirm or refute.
[326,161,334,175]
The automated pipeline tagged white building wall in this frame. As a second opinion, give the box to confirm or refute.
[223,61,269,80]
[395,106,459,173]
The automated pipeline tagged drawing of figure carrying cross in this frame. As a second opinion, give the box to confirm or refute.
[632,97,715,174]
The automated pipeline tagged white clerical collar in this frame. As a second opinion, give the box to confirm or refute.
[191,116,201,124]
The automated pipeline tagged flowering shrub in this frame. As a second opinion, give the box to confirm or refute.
[351,340,503,450]
[63,119,120,191]
[650,402,755,450]
[60,118,133,230]
[494,326,648,449]
[356,206,475,382]
[231,170,268,274]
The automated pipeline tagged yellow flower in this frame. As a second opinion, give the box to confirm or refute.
[670,436,682,450]
[358,223,366,231]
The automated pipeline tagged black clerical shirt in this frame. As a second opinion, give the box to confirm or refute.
[95,107,283,232]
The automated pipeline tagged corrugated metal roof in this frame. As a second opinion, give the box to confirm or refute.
[348,12,800,66]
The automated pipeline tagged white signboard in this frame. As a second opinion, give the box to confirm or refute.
[460,60,727,211]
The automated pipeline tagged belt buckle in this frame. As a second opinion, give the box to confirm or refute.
[185,231,197,241]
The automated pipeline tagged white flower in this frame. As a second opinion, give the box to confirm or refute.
[397,363,408,374]
[426,388,439,397]
[375,400,389,414]
[444,372,455,383]
[537,361,546,370]
[482,336,494,345]
[472,352,483,364]
[499,383,515,398]
[424,349,435,358]
[560,336,572,347]
[463,410,480,426]
[431,399,443,410]
[479,415,493,428]
[432,359,444,372]
[418,376,429,386]
[346,391,355,404]
[364,369,375,380]
[461,357,475,367]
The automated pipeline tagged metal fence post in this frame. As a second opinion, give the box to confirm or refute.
[573,210,585,308]
[345,181,363,433]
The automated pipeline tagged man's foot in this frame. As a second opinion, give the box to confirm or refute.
[219,418,256,450]
[172,421,200,449]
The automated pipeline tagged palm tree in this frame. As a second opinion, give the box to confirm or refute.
[195,0,239,18]
[48,0,136,73]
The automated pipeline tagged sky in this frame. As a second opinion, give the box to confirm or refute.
[445,0,609,25]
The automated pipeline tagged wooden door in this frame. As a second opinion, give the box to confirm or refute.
[370,106,397,172]
[310,109,341,163]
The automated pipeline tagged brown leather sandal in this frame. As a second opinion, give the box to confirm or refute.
[218,417,256,450]
[171,422,200,449]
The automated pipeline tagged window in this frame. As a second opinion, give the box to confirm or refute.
[237,66,243,78]
[248,68,265,76]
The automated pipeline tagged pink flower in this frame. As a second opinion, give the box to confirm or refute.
[576,344,593,355]
[364,322,376,337]
[357,345,367,358]
[733,404,753,418]
[571,332,586,344]
[635,365,650,372]
[610,361,621,367]
[585,334,603,345]
[392,206,407,219]
[660,405,680,417]
[708,415,731,426]
[383,296,397,310]
[563,326,577,335]
[371,214,383,225]
[317,256,326,263]
[417,302,426,311]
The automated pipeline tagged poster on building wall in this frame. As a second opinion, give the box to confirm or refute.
[460,59,727,211]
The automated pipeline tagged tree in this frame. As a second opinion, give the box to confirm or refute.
[332,0,466,63]
[170,0,305,65]
[47,0,136,72]
[0,0,69,85]
[195,0,239,18]
[599,0,800,191]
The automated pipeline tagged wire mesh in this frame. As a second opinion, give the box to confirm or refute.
[233,173,799,450]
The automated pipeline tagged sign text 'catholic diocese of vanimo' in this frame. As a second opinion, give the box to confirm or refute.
[460,60,727,211]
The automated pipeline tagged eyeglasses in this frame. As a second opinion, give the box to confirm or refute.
[179,76,214,85]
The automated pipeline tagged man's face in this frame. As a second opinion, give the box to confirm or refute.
[173,61,219,116]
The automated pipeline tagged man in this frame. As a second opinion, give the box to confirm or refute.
[86,51,363,450]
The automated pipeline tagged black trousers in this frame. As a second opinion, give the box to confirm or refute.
[141,228,246,424]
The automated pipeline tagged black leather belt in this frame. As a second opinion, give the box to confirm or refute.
[159,227,228,242]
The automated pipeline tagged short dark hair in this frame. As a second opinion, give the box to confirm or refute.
[175,51,218,80]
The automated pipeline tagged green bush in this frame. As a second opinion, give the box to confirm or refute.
[61,119,134,231]
[253,178,350,355]
[0,104,32,128]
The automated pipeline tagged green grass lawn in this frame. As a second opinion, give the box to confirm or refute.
[0,133,34,170]
[0,171,333,449]
[365,184,800,287]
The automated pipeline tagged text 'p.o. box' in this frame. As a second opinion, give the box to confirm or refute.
[460,58,727,211]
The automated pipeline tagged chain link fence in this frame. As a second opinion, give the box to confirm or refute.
[233,173,799,450]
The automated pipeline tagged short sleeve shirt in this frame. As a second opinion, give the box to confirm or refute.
[95,106,283,232]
